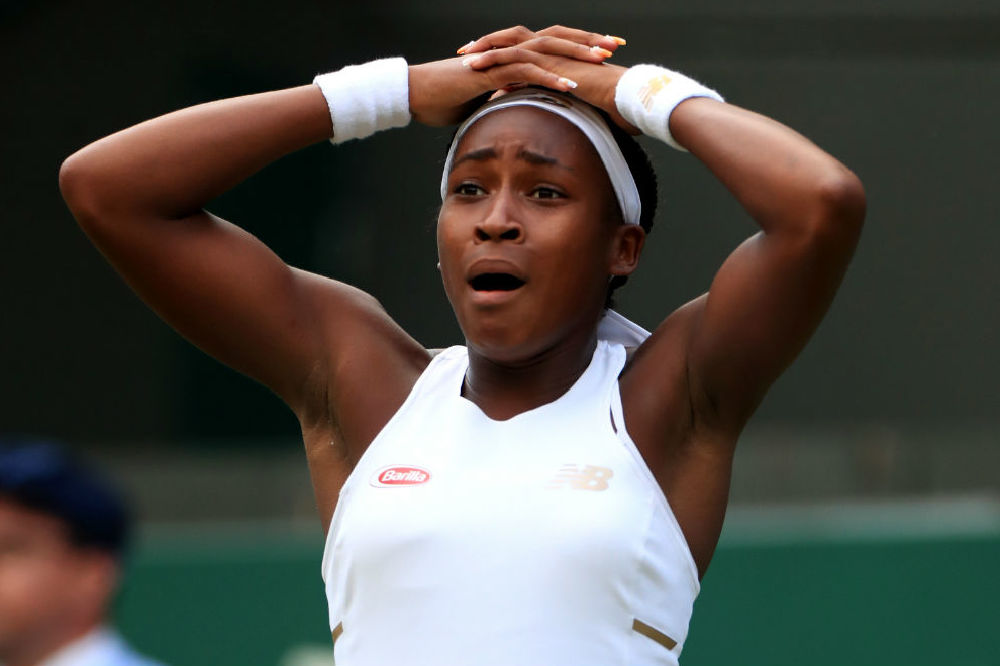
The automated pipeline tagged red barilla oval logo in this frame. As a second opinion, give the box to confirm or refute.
[371,465,431,488]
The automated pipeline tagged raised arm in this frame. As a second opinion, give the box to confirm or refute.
[59,49,614,405]
[665,98,866,431]
[60,83,436,438]
[628,83,864,577]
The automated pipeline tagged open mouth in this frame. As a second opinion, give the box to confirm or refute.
[469,273,526,292]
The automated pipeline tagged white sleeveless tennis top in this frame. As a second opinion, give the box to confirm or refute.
[321,340,700,665]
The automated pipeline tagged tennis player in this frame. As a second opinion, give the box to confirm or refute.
[60,25,865,665]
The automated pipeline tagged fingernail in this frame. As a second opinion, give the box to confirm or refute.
[606,35,627,46]
[457,40,476,55]
[591,46,614,58]
[558,77,578,89]
[462,55,482,67]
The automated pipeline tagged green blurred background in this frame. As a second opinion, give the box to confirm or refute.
[2,0,997,664]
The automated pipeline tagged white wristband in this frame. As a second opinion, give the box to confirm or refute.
[614,64,724,151]
[312,58,411,144]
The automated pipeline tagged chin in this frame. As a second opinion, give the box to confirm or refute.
[463,323,533,363]
[450,285,603,364]
[463,314,593,369]
[455,311,542,362]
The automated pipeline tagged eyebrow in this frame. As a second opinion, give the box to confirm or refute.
[451,147,573,172]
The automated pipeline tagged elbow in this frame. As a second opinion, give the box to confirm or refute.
[804,167,867,251]
[817,168,866,232]
[60,150,95,222]
[59,148,113,233]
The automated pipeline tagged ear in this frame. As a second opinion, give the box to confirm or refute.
[75,550,120,615]
[608,224,645,277]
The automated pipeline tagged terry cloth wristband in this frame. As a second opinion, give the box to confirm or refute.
[615,64,724,151]
[312,58,411,144]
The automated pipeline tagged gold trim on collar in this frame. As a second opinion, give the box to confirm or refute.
[632,618,677,651]
[332,622,344,644]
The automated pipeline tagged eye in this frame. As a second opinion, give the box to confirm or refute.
[454,182,485,197]
[529,186,565,200]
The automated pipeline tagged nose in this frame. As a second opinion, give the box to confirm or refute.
[475,191,523,243]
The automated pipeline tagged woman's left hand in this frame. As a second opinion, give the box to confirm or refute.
[456,25,638,133]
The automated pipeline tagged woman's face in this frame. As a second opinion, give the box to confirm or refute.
[437,107,638,362]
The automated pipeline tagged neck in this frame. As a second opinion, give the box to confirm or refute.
[464,329,599,421]
[2,622,100,666]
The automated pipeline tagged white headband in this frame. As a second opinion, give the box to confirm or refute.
[440,88,642,226]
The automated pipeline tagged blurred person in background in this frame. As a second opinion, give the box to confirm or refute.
[0,442,165,666]
[60,23,864,665]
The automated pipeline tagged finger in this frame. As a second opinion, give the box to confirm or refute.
[457,25,627,55]
[535,25,627,50]
[469,53,637,134]
[463,38,611,69]
[456,25,536,54]
[463,40,615,73]
[525,35,616,62]
[480,62,579,94]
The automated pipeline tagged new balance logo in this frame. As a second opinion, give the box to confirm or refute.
[638,74,673,111]
[547,464,614,491]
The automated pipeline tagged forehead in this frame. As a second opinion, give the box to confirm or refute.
[0,498,68,542]
[453,106,604,169]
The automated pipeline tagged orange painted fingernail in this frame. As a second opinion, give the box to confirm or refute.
[558,77,578,89]
[457,40,476,54]
[591,46,614,58]
[606,35,627,45]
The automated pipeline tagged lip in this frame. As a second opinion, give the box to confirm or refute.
[465,257,528,285]
[467,288,523,306]
[464,257,528,305]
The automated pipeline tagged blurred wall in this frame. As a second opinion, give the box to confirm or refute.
[117,523,999,666]
[1,0,997,442]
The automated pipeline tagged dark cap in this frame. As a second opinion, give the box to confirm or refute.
[0,441,131,557]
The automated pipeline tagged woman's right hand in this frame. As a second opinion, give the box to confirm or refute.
[408,25,625,127]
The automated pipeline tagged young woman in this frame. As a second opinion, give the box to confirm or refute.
[60,25,865,666]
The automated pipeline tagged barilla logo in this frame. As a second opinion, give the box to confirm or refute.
[371,465,432,488]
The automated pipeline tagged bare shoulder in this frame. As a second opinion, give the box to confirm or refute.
[296,272,432,530]
[297,269,431,435]
[617,295,737,577]
[618,296,707,456]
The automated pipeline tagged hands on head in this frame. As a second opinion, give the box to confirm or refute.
[408,25,637,133]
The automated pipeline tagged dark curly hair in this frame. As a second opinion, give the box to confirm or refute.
[598,110,658,308]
